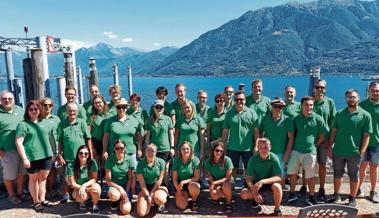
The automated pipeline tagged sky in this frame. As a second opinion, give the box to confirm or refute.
[1,0,317,51]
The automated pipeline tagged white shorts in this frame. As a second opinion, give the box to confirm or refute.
[287,150,317,179]
[0,150,27,180]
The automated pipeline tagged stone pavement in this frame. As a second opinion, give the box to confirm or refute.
[0,175,378,218]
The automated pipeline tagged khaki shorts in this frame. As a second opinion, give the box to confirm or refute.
[287,150,317,179]
[0,150,27,180]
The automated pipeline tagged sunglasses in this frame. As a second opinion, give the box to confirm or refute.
[2,97,12,101]
[79,152,89,156]
[44,104,52,107]
[272,105,284,109]
[117,106,127,110]
[235,98,245,101]
[315,86,326,90]
[215,99,224,103]
[215,148,224,153]
[29,108,39,112]
[115,147,125,151]
[155,105,164,109]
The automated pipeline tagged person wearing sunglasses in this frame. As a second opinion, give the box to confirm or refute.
[145,100,175,187]
[204,141,234,214]
[57,87,87,121]
[149,87,175,124]
[136,143,168,217]
[15,100,54,211]
[67,145,101,213]
[223,85,234,112]
[40,97,61,199]
[83,85,100,117]
[207,93,227,155]
[246,79,271,124]
[240,138,283,216]
[0,91,26,205]
[312,79,336,202]
[105,140,135,215]
[259,97,294,187]
[172,141,200,211]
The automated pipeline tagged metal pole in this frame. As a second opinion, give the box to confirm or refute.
[128,65,133,97]
[89,58,98,86]
[30,48,45,99]
[13,78,24,108]
[77,66,84,104]
[63,52,75,88]
[113,64,119,85]
[57,77,66,106]
[4,48,15,93]
[36,36,51,97]
[23,58,33,102]
[308,67,321,96]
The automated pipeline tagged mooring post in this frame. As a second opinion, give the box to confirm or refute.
[308,67,321,96]
[30,48,45,100]
[64,52,75,88]
[4,48,15,93]
[113,64,119,85]
[128,65,133,97]
[36,36,50,97]
[57,76,66,106]
[77,66,84,104]
[89,58,98,87]
[23,58,33,102]
[13,78,24,108]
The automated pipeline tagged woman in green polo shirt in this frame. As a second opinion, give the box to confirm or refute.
[15,100,54,211]
[89,95,109,160]
[172,141,201,210]
[204,141,234,214]
[136,143,168,217]
[175,100,206,158]
[67,145,101,213]
[206,93,227,156]
[105,139,135,215]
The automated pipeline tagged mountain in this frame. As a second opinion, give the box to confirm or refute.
[155,0,379,75]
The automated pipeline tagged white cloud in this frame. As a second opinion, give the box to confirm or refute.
[108,34,118,38]
[153,42,161,46]
[103,31,118,39]
[122,37,133,42]
[61,39,94,51]
[103,31,113,35]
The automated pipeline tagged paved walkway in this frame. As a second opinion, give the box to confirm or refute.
[0,175,378,218]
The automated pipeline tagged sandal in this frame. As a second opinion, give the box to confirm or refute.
[33,202,44,212]
[9,195,22,205]
[18,193,31,201]
[225,203,232,214]
[191,201,199,211]
[41,200,54,207]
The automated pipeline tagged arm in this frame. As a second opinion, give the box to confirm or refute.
[169,128,175,156]
[172,170,182,191]
[253,128,260,152]
[136,132,143,159]
[137,173,150,197]
[327,128,337,157]
[145,131,150,145]
[360,133,370,157]
[15,136,30,168]
[102,133,109,160]
[174,128,179,146]
[105,169,126,193]
[125,170,133,194]
[283,132,294,163]
[151,170,165,193]
[206,123,212,145]
[87,138,94,159]
[316,134,325,147]
[211,169,232,186]
[221,128,229,147]
[58,142,66,165]
[199,128,205,159]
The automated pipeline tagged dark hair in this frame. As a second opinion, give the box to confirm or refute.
[113,139,126,154]
[24,100,43,120]
[369,81,379,90]
[345,89,359,98]
[130,93,141,102]
[210,141,226,167]
[155,87,168,96]
[65,86,76,93]
[40,97,55,108]
[73,145,93,181]
[91,95,108,115]
[214,93,224,102]
[234,90,245,99]
[301,96,314,105]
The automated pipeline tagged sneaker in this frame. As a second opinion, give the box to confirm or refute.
[348,196,357,208]
[157,204,165,213]
[60,193,70,204]
[287,192,298,204]
[111,201,118,210]
[251,200,261,210]
[201,179,209,190]
[305,195,317,206]
[298,186,307,197]
[283,184,290,191]
[326,193,341,203]
[8,195,22,205]
[79,202,87,210]
[274,208,283,217]
[92,204,100,214]
[318,188,326,202]
[356,188,364,198]
[369,191,379,203]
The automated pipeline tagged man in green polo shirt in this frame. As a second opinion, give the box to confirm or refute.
[282,85,301,118]
[327,89,372,207]
[222,91,259,178]
[223,85,235,112]
[358,81,379,202]
[107,84,122,116]
[246,79,271,123]
[312,79,336,201]
[57,102,92,203]
[58,87,87,121]
[240,138,283,216]
[287,96,327,206]
[171,83,196,124]
[83,84,100,117]
[0,90,26,205]
[196,90,210,123]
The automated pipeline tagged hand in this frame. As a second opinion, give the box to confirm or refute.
[282,152,289,163]
[209,182,214,191]
[170,148,175,157]
[137,149,143,159]
[103,152,108,160]
[359,150,364,158]
[79,185,87,198]
[327,148,332,158]
[254,181,263,192]
[23,159,31,169]
[179,181,185,190]
[120,190,128,200]
[58,155,66,165]
[0,149,5,158]
[146,195,153,205]
[254,193,264,204]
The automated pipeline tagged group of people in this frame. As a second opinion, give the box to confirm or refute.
[0,79,378,217]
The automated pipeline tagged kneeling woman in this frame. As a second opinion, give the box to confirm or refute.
[136,143,168,217]
[172,141,201,210]
[204,142,234,214]
[67,145,101,213]
[105,140,135,215]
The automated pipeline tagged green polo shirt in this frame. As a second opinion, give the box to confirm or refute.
[104,115,142,155]
[175,115,206,154]
[57,103,87,122]
[0,105,24,151]
[105,154,136,186]
[204,156,233,180]
[283,101,301,118]
[196,104,210,123]
[259,113,294,154]
[136,157,165,185]
[127,106,149,134]
[246,95,271,123]
[149,101,175,117]
[108,101,117,116]
[313,96,336,129]
[332,107,373,156]
[88,112,110,141]
[223,106,259,151]
[293,112,327,154]
[67,159,98,185]
[171,99,197,120]
[172,156,200,182]
[145,115,173,152]
[207,107,227,141]
[224,101,234,112]
[58,118,91,162]
[360,99,379,148]
[83,100,93,118]
[15,120,53,161]
[247,152,281,182]
[41,115,61,155]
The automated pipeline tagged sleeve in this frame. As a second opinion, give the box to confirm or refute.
[104,118,112,134]
[246,157,254,177]
[222,111,231,129]
[129,156,136,171]
[174,117,181,129]
[364,113,373,134]
[170,102,176,115]
[57,123,64,143]
[104,158,112,170]
[331,112,340,130]
[66,162,74,176]
[145,119,152,131]
[168,116,174,129]
[194,157,201,169]
[318,117,328,136]
[204,159,210,173]
[226,157,234,170]
[136,161,143,174]
[82,120,92,139]
[172,158,179,171]
[91,159,99,172]
[79,107,88,123]
[15,122,27,138]
[258,116,266,133]
[159,158,166,171]
[271,155,282,177]
[286,117,295,133]
[198,116,206,129]
[167,103,175,116]
[251,110,259,129]
[328,99,337,128]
